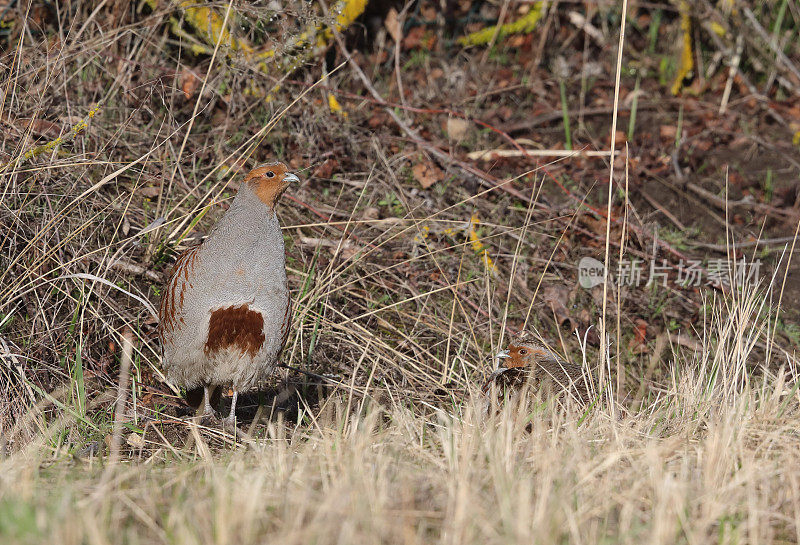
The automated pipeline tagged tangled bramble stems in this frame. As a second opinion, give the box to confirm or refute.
[1,104,101,174]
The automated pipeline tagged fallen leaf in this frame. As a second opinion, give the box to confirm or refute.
[694,139,711,152]
[673,333,701,352]
[543,285,573,329]
[327,94,347,117]
[138,186,161,198]
[628,318,649,353]
[633,318,647,344]
[3,116,63,139]
[181,68,199,100]
[403,26,426,50]
[385,8,402,43]
[313,158,339,179]
[412,161,442,189]
[127,433,145,449]
[446,117,470,141]
[368,111,389,129]
[362,207,380,220]
[659,125,677,139]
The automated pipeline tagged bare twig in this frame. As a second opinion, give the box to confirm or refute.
[109,259,163,283]
[324,11,539,205]
[639,189,686,231]
[688,235,800,252]
[686,181,800,220]
[108,328,134,465]
[467,148,616,160]
[503,105,652,134]
[719,34,744,114]
[599,0,629,415]
[742,6,800,87]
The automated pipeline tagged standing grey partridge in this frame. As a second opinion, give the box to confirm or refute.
[482,332,593,404]
[158,162,299,426]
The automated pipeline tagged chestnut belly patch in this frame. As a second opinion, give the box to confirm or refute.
[205,304,265,358]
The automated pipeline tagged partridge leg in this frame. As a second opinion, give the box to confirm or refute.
[202,385,215,415]
[197,385,219,423]
[223,390,238,428]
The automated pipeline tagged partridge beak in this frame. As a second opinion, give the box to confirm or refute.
[283,172,300,184]
[495,349,510,364]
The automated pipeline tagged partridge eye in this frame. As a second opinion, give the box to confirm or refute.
[266,171,276,178]
[518,348,528,355]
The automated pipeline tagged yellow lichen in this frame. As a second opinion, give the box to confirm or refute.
[150,0,368,98]
[2,104,101,172]
[671,1,694,95]
[334,0,368,32]
[328,94,347,117]
[413,225,430,244]
[468,214,496,273]
[179,2,247,52]
[458,3,543,46]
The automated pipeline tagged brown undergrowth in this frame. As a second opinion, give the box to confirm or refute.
[2,2,800,543]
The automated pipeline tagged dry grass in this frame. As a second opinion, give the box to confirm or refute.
[3,293,800,544]
[2,1,800,543]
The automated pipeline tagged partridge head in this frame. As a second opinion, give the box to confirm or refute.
[482,332,593,403]
[158,162,300,427]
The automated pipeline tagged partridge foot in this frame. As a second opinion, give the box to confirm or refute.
[197,410,220,427]
[194,385,220,425]
[221,391,239,430]
[222,415,237,430]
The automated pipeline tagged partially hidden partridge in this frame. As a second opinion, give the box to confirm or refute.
[482,333,593,404]
[158,162,299,426]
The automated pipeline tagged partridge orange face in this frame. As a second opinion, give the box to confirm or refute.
[245,162,300,208]
[495,342,556,369]
[482,335,593,402]
[482,340,563,393]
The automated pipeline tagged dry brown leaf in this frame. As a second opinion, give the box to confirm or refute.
[412,162,442,189]
[446,117,470,141]
[362,207,380,220]
[385,8,402,43]
[628,318,649,354]
[403,27,426,50]
[138,186,161,198]
[313,158,339,179]
[3,116,63,139]
[181,69,200,100]
[659,125,677,139]
[543,285,573,329]
[127,433,145,449]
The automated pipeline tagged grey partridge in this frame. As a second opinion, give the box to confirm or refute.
[158,162,299,426]
[482,333,593,404]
